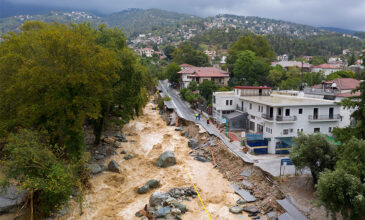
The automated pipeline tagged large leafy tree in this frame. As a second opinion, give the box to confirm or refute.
[0,22,119,159]
[316,138,365,219]
[165,62,181,86]
[290,133,337,184]
[227,35,274,71]
[198,80,219,102]
[172,43,210,67]
[231,50,271,86]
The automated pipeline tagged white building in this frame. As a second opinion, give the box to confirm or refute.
[213,86,341,154]
[311,64,342,76]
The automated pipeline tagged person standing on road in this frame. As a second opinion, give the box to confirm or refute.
[195,113,198,120]
[198,113,201,120]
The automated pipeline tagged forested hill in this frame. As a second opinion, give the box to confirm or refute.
[105,8,199,35]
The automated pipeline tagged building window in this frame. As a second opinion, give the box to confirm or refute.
[250,103,252,110]
[314,128,320,133]
[329,127,332,132]
[289,128,293,133]
[213,96,216,104]
[283,129,289,135]
[301,128,303,132]
[226,100,229,106]
[230,100,233,105]
[299,108,303,114]
[285,109,290,116]
[278,108,282,115]
[251,116,255,120]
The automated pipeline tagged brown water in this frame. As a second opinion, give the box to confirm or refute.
[65,101,247,220]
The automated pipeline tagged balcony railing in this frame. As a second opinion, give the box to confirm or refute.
[236,105,247,112]
[262,114,274,120]
[276,115,297,121]
[308,114,341,120]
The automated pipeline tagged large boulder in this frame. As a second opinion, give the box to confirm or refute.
[146,179,160,189]
[149,192,170,207]
[103,137,115,144]
[155,206,171,218]
[156,151,176,168]
[188,139,198,149]
[107,160,120,173]
[242,206,259,214]
[229,206,244,214]
[87,164,102,175]
[0,185,26,213]
[137,185,149,194]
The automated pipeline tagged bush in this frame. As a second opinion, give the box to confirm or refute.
[0,130,75,217]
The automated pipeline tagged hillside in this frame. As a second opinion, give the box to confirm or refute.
[105,8,199,35]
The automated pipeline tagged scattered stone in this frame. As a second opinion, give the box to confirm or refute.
[94,154,105,160]
[248,213,257,217]
[116,133,126,140]
[103,137,115,144]
[243,206,259,214]
[240,169,252,177]
[242,180,254,189]
[184,132,189,138]
[146,179,160,189]
[130,139,135,143]
[229,206,244,214]
[170,208,181,215]
[155,206,171,217]
[121,139,128,143]
[175,127,183,131]
[124,154,134,160]
[137,185,149,194]
[107,160,119,173]
[173,201,187,214]
[266,211,278,220]
[56,206,70,217]
[135,211,143,217]
[114,141,123,148]
[156,150,176,168]
[149,192,170,207]
[236,199,246,205]
[88,164,102,175]
[251,216,260,219]
[188,139,198,149]
[194,156,207,162]
[120,150,127,154]
[0,185,26,213]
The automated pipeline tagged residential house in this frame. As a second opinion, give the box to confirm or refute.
[213,86,341,154]
[311,64,342,75]
[277,54,289,61]
[178,65,230,89]
[136,48,154,57]
[271,61,312,72]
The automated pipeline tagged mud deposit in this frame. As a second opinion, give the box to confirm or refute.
[64,101,246,220]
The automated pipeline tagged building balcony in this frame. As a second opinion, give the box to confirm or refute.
[276,115,297,122]
[236,105,247,112]
[262,114,274,121]
[308,114,341,122]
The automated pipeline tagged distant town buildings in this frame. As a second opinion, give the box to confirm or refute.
[277,54,289,61]
[271,61,312,72]
[311,64,342,75]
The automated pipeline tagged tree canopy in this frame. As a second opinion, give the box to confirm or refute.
[172,43,210,66]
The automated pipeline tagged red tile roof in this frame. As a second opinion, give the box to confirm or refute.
[312,78,360,90]
[312,64,342,69]
[234,86,272,90]
[178,67,229,78]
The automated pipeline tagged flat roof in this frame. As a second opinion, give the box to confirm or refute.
[240,94,336,107]
[235,86,272,89]
[214,91,235,96]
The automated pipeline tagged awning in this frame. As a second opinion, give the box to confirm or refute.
[276,137,293,147]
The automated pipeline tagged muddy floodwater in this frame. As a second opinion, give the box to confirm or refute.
[64,101,247,220]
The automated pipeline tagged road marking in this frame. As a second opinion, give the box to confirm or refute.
[183,163,212,220]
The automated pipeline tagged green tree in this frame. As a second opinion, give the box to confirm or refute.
[163,45,175,60]
[311,56,326,65]
[0,22,119,159]
[268,65,286,87]
[0,129,75,217]
[165,63,181,86]
[198,80,219,102]
[187,81,198,91]
[172,43,210,66]
[290,133,337,184]
[232,50,271,86]
[316,169,365,220]
[339,80,365,139]
[326,70,356,80]
[227,35,274,71]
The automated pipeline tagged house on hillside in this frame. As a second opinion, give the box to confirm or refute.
[178,65,230,89]
[311,64,342,75]
[136,48,154,57]
[213,86,341,154]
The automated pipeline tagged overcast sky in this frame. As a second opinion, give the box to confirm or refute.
[7,0,365,31]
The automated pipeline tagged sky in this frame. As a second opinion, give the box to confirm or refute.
[6,0,365,31]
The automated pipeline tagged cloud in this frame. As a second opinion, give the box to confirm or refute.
[7,0,365,31]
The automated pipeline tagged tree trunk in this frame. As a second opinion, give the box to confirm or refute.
[30,190,34,220]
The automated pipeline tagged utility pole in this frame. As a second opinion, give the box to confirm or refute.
[300,60,304,90]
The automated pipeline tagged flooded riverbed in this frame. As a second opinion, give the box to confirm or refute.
[65,101,246,220]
